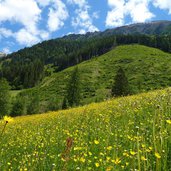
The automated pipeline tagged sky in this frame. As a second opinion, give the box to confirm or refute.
[0,0,171,54]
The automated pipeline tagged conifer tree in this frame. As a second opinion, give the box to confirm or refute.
[11,96,25,116]
[27,93,40,114]
[66,67,81,107]
[62,97,68,109]
[0,78,11,117]
[112,67,130,97]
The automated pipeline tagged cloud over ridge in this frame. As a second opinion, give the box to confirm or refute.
[106,0,171,27]
[0,0,171,53]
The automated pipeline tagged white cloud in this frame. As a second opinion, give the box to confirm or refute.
[36,0,51,7]
[15,28,40,46]
[126,0,154,23]
[69,0,99,33]
[0,28,13,38]
[106,0,154,27]
[153,0,171,14]
[2,47,11,54]
[39,30,50,40]
[15,28,50,46]
[67,0,86,8]
[106,10,124,27]
[106,0,125,27]
[47,0,69,32]
[108,0,125,8]
[78,29,86,34]
[0,0,52,46]
[92,12,100,19]
[0,27,50,46]
[106,0,126,27]
[0,0,41,32]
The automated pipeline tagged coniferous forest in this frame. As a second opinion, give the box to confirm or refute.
[0,34,171,89]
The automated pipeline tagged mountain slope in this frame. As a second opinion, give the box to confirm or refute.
[103,20,171,36]
[1,21,171,89]
[1,88,171,170]
[63,20,171,40]
[16,44,171,114]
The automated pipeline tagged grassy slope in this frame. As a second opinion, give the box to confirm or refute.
[18,44,171,112]
[1,88,171,170]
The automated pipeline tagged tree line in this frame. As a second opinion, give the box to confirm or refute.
[0,34,171,89]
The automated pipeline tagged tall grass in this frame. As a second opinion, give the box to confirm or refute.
[0,88,171,170]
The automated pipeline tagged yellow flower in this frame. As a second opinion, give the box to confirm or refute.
[111,158,121,165]
[106,146,112,151]
[95,162,100,167]
[141,144,145,148]
[130,150,136,156]
[141,156,147,161]
[121,165,125,169]
[166,120,171,124]
[3,116,14,123]
[155,152,161,159]
[106,166,113,171]
[126,162,129,166]
[123,152,129,157]
[100,152,104,156]
[88,152,92,156]
[106,156,111,162]
[149,147,153,150]
[74,158,78,162]
[80,157,85,163]
[94,140,99,145]
[74,147,83,151]
[7,162,11,165]
[146,146,153,152]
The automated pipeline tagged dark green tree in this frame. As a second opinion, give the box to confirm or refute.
[11,96,25,116]
[66,67,81,107]
[0,78,11,117]
[112,67,130,97]
[27,93,40,114]
[62,97,68,109]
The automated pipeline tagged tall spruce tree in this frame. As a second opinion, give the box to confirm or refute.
[65,67,81,107]
[0,78,11,117]
[11,96,25,116]
[27,92,40,114]
[112,67,130,97]
[62,97,68,109]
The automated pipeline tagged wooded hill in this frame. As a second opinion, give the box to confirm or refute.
[11,45,171,115]
[1,21,171,116]
[0,21,171,89]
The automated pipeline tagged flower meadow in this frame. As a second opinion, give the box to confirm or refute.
[0,89,171,171]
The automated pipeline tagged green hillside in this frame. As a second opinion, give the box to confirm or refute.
[16,44,171,114]
[1,28,171,90]
[1,88,171,170]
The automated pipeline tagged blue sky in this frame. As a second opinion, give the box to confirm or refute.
[0,0,171,54]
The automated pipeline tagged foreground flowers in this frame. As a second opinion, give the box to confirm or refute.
[166,120,171,124]
[0,88,171,170]
[3,116,14,123]
[1,116,14,136]
[155,152,161,159]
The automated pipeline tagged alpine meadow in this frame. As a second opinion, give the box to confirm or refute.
[0,89,171,170]
[0,15,171,171]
